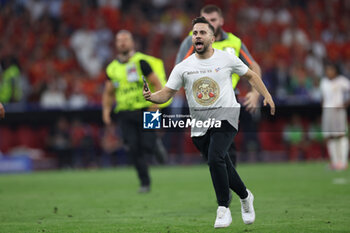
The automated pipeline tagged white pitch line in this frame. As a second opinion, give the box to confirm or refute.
[332,178,347,185]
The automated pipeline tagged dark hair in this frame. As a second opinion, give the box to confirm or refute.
[192,16,215,34]
[200,5,223,17]
[116,29,133,38]
[324,61,341,75]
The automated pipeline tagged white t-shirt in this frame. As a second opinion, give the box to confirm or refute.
[320,75,350,108]
[166,49,249,137]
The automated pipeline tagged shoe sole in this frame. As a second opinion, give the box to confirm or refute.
[244,221,254,225]
[214,217,232,228]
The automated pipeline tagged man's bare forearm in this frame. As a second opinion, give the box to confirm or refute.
[144,87,177,104]
[250,61,261,77]
[102,81,116,112]
[102,92,114,111]
[243,69,275,115]
[244,70,271,99]
[249,62,261,94]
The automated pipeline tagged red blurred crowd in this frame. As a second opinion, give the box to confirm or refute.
[1,0,350,165]
[1,0,349,107]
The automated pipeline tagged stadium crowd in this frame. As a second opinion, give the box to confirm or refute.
[1,0,350,165]
[1,0,350,106]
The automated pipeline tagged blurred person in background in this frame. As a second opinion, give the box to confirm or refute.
[39,77,67,109]
[47,117,72,169]
[102,30,170,193]
[175,5,262,167]
[0,57,23,103]
[144,17,275,228]
[67,80,88,109]
[320,62,350,171]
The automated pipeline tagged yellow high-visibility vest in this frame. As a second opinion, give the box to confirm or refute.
[106,52,171,112]
[0,64,21,103]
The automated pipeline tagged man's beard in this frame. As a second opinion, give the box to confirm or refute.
[120,49,130,56]
[214,26,222,38]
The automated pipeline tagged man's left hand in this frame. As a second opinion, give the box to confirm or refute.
[243,91,260,114]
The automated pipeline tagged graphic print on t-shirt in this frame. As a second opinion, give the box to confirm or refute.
[192,77,220,106]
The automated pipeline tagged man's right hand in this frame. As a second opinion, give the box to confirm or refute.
[143,85,152,101]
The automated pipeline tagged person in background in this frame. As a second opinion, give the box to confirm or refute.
[320,62,350,171]
[0,57,22,103]
[102,30,170,193]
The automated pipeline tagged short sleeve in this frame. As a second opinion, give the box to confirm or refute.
[230,53,249,76]
[165,65,183,90]
[140,59,153,76]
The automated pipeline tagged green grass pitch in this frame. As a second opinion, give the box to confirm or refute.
[0,162,349,233]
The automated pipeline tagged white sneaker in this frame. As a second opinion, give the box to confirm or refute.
[214,206,232,228]
[240,189,255,224]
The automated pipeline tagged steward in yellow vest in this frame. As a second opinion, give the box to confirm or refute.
[102,30,168,193]
[0,61,22,103]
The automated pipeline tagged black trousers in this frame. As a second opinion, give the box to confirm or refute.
[192,121,247,207]
[227,142,237,167]
[118,110,156,187]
